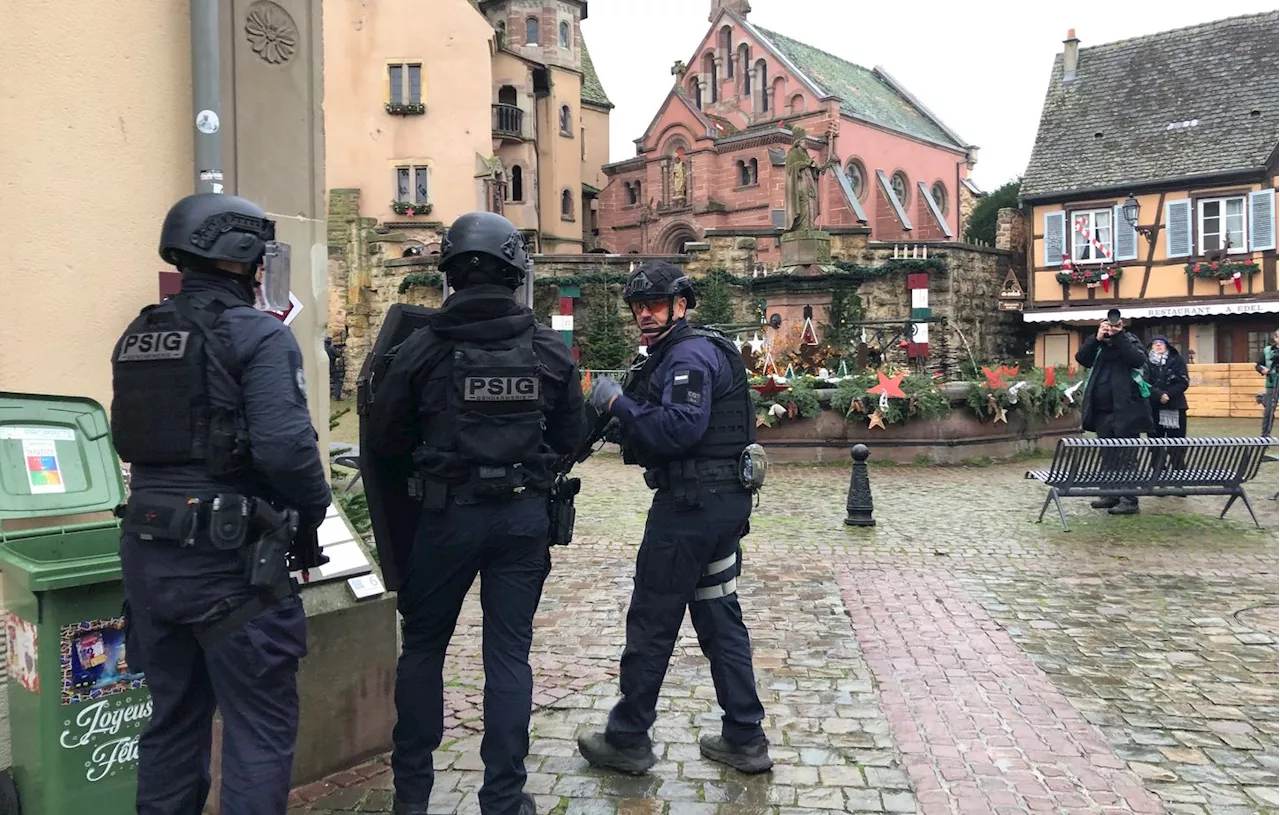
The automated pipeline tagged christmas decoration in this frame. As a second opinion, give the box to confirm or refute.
[390,200,434,217]
[981,366,1007,390]
[1185,261,1260,287]
[580,370,593,395]
[1044,367,1056,387]
[867,371,906,401]
[867,410,886,430]
[385,102,426,116]
[751,379,790,399]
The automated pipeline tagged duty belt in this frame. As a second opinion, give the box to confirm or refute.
[643,459,740,491]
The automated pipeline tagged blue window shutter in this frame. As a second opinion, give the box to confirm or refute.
[1249,188,1276,251]
[1165,199,1192,257]
[1112,205,1138,261]
[1043,211,1065,267]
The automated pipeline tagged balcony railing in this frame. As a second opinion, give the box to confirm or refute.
[492,103,524,138]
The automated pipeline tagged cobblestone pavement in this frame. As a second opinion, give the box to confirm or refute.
[294,452,1279,815]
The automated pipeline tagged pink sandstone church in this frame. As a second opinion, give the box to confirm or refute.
[595,0,983,261]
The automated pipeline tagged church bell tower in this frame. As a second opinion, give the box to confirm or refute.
[709,0,752,21]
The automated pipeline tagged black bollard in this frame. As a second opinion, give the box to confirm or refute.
[844,443,876,527]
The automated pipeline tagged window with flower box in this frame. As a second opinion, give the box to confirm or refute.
[1070,209,1112,262]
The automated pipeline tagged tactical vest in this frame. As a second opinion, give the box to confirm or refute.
[417,325,549,501]
[110,295,251,477]
[621,323,755,470]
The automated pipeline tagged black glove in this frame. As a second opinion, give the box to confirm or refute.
[299,505,327,534]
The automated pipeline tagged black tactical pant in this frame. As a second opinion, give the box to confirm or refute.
[1096,413,1141,500]
[606,486,767,747]
[121,533,307,815]
[393,494,551,813]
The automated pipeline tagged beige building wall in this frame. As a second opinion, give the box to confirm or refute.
[323,0,494,225]
[493,50,540,233]
[582,105,611,193]
[541,67,585,254]
[0,1,192,407]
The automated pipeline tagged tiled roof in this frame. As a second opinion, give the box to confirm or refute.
[580,40,613,109]
[1020,11,1279,199]
[747,24,966,150]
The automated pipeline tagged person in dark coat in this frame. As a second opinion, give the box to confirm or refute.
[1145,336,1190,469]
[1075,316,1153,515]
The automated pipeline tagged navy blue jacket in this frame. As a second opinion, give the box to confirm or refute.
[127,273,331,515]
[609,321,729,459]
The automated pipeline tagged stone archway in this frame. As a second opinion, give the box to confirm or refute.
[658,221,699,254]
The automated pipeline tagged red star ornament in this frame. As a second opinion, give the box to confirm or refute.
[751,379,790,399]
[982,366,1006,390]
[867,371,906,400]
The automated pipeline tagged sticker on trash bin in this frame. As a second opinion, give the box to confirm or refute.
[60,617,146,706]
[0,425,76,441]
[23,439,66,494]
[4,613,39,694]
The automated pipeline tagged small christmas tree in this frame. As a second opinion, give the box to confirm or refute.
[577,287,632,371]
[697,268,736,326]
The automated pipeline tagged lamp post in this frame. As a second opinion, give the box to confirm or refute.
[1122,193,1157,241]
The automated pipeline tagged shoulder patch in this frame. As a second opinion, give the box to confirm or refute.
[670,368,704,406]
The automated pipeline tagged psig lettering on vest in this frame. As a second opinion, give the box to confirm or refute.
[117,330,190,362]
[465,375,540,401]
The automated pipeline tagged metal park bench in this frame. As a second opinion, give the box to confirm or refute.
[1025,437,1274,531]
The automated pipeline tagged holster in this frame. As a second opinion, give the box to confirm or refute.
[547,475,580,546]
[246,501,300,592]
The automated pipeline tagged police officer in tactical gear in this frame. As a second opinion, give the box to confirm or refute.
[111,193,332,814]
[366,211,586,815]
[577,261,772,775]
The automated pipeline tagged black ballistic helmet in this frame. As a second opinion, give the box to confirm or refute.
[439,211,530,289]
[623,261,698,310]
[159,193,276,268]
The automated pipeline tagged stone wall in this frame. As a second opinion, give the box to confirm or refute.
[331,200,1031,387]
[995,207,1027,275]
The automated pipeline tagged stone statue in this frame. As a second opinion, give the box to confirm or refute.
[672,156,687,202]
[784,126,822,231]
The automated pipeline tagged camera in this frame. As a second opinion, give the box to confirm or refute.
[1106,308,1122,327]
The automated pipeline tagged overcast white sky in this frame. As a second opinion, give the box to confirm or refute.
[581,0,1277,191]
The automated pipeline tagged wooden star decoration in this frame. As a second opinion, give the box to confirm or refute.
[751,379,790,399]
[867,371,906,400]
[755,411,770,428]
[867,410,886,430]
[994,405,1008,424]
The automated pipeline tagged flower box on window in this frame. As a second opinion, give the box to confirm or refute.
[1185,260,1259,292]
[385,102,426,116]
[390,201,432,216]
[1184,260,1260,280]
[1055,266,1123,288]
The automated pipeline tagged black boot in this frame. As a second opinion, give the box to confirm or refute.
[393,800,430,815]
[577,732,657,775]
[1091,496,1120,509]
[1108,497,1139,516]
[698,735,774,774]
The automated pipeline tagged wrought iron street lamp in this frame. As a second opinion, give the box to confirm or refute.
[1122,193,1157,240]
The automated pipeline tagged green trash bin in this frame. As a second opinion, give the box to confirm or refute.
[0,391,149,814]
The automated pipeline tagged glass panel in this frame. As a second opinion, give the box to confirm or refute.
[408,65,421,104]
[414,167,428,203]
[396,168,410,202]
[1094,209,1111,259]
[526,18,539,44]
[559,22,569,47]
[1226,197,1245,250]
[389,65,403,105]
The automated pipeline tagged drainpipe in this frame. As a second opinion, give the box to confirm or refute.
[191,0,224,195]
